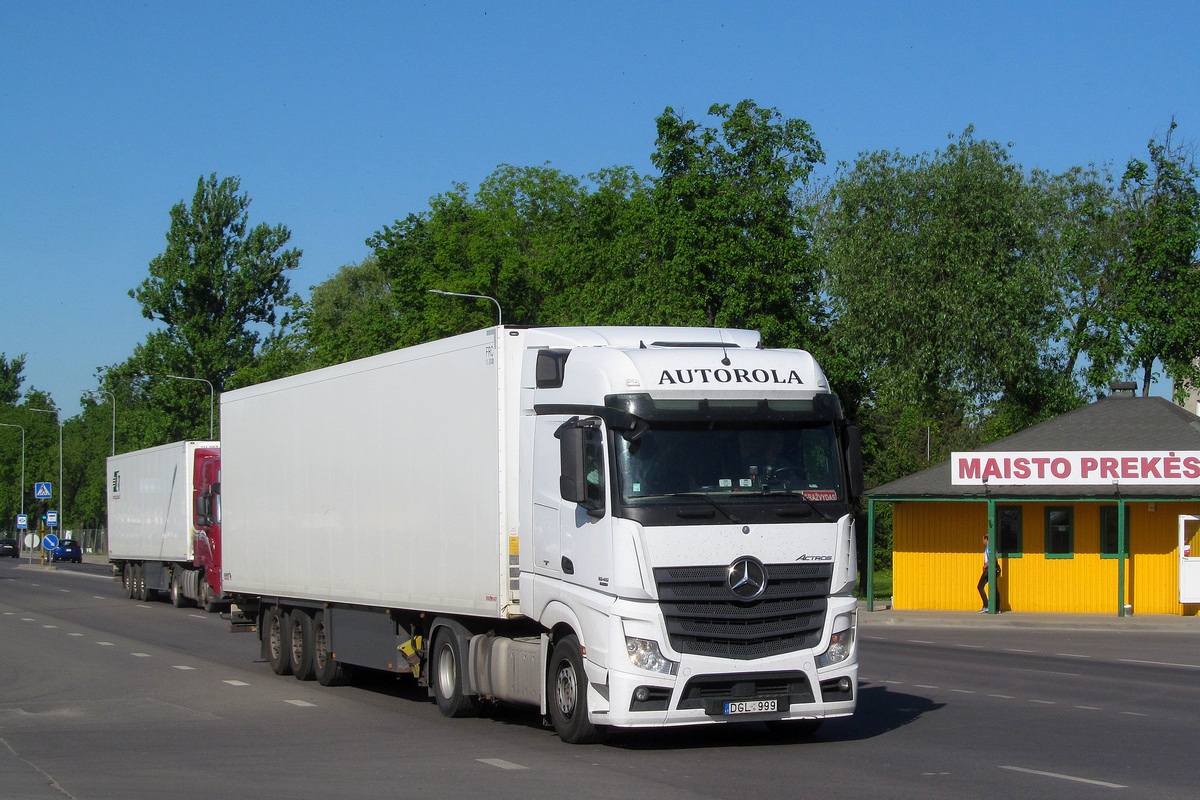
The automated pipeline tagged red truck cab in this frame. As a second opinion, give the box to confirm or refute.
[192,447,222,610]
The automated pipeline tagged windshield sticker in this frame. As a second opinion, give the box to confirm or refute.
[802,490,838,502]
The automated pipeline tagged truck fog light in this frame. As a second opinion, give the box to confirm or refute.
[816,627,854,668]
[626,637,678,675]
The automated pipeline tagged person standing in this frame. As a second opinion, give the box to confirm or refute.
[978,533,1002,612]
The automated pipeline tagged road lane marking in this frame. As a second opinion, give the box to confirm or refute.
[131,653,151,658]
[478,759,529,770]
[1000,765,1126,789]
[285,700,316,707]
[1005,648,1035,653]
[173,666,196,670]
[97,642,114,646]
[224,680,250,686]
[1119,658,1200,670]
[68,633,82,637]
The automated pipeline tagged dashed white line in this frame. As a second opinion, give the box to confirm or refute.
[131,653,151,658]
[1028,699,1056,705]
[478,758,529,770]
[1075,706,1101,710]
[97,642,114,646]
[1119,658,1200,669]
[1000,765,1126,789]
[224,680,250,686]
[285,700,316,707]
[173,665,196,671]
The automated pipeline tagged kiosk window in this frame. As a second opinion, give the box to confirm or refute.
[1044,506,1074,558]
[1099,506,1131,558]
[997,505,1023,557]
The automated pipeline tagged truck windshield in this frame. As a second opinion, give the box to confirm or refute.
[615,422,844,508]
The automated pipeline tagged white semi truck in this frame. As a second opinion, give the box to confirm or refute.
[221,326,863,743]
[108,440,224,610]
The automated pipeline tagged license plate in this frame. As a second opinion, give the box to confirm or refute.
[723,699,778,715]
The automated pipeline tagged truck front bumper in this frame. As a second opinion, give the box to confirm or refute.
[588,596,858,729]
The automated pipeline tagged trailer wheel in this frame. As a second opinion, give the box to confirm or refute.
[132,564,148,601]
[289,609,316,681]
[547,635,608,744]
[431,628,480,718]
[313,611,352,687]
[123,563,135,599]
[266,607,293,676]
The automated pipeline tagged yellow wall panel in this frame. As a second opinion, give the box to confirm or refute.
[891,499,1200,616]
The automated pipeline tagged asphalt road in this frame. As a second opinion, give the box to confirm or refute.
[2,557,1198,799]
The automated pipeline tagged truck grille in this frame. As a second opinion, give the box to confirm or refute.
[653,563,832,660]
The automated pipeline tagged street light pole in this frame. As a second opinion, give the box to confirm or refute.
[29,408,62,534]
[162,375,215,439]
[427,289,503,326]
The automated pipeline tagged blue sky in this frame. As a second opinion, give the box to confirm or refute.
[2,1,1197,416]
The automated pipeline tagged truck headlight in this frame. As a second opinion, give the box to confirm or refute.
[816,627,855,668]
[626,637,677,675]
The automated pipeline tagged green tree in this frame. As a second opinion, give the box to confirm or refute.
[115,173,301,440]
[0,353,26,405]
[648,101,827,349]
[1114,120,1200,397]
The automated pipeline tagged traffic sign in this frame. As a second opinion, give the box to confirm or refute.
[47,511,58,527]
[16,514,27,529]
[43,533,59,549]
[34,482,52,499]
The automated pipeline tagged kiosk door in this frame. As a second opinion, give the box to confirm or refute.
[1179,515,1200,603]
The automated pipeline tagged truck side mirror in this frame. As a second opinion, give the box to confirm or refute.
[194,494,211,526]
[844,425,864,500]
[556,419,606,517]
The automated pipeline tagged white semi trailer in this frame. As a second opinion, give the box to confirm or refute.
[221,326,863,743]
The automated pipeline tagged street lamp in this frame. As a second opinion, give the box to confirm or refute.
[161,375,215,439]
[29,408,62,535]
[427,289,503,326]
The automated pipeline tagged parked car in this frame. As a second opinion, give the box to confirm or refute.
[51,539,82,563]
[0,538,18,558]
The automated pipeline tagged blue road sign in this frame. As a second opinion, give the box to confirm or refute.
[43,533,59,549]
[47,511,58,527]
[16,514,27,529]
[34,482,52,499]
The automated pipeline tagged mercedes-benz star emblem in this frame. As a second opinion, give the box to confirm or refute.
[727,556,767,601]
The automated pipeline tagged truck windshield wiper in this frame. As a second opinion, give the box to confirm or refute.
[768,492,834,521]
[666,493,740,523]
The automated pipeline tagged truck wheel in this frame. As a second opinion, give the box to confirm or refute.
[266,607,293,676]
[289,610,316,681]
[170,573,188,608]
[547,635,607,744]
[313,611,352,686]
[200,579,218,613]
[123,564,135,599]
[431,628,480,718]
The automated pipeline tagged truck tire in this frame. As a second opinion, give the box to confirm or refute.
[266,607,293,676]
[313,611,353,687]
[170,572,188,608]
[547,635,607,744]
[431,627,480,718]
[200,579,218,613]
[123,563,135,599]
[289,610,316,681]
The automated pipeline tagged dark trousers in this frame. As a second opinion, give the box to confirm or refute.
[978,568,1001,610]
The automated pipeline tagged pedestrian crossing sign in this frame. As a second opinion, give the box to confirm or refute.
[34,482,52,499]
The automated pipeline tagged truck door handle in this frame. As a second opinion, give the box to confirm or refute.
[561,557,574,574]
